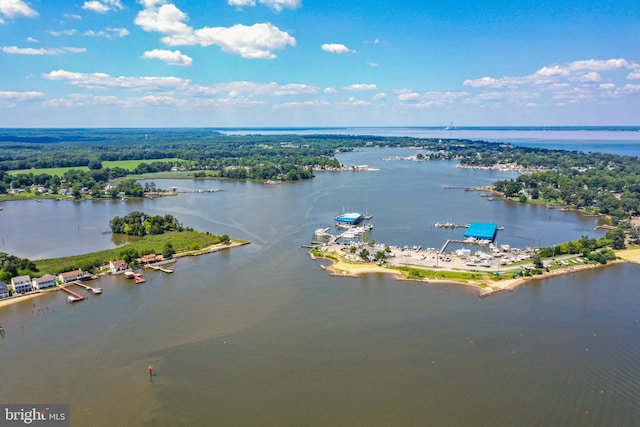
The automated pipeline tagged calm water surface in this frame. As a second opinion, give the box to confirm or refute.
[0,147,639,426]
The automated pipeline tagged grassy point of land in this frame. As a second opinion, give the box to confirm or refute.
[34,230,249,275]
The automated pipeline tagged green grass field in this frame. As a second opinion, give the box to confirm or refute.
[33,230,246,274]
[9,158,183,176]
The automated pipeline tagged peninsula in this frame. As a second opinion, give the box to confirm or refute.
[310,236,628,297]
[0,212,249,308]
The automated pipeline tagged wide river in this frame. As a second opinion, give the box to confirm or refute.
[1,144,639,426]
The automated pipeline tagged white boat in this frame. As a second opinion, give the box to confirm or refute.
[92,287,103,294]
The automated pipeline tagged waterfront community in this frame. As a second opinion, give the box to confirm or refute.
[1,129,640,426]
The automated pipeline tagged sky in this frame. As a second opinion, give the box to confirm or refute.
[0,0,639,127]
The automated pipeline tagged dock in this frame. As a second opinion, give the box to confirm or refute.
[147,264,174,273]
[67,280,102,294]
[59,285,86,302]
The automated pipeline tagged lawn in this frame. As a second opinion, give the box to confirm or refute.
[33,230,246,275]
[9,158,182,176]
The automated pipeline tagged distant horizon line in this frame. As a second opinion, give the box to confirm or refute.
[1,125,639,131]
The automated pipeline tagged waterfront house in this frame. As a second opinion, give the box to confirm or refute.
[0,282,10,299]
[109,260,129,274]
[59,269,84,284]
[32,274,58,290]
[10,275,33,294]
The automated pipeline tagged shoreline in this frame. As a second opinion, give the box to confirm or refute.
[0,241,250,310]
[312,250,624,297]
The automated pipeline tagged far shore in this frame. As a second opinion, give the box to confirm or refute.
[312,249,629,297]
[0,241,249,310]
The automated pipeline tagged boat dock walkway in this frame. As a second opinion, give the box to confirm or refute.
[67,280,103,294]
[59,285,86,302]
[147,264,174,273]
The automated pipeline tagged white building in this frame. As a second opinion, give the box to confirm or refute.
[109,260,129,274]
[10,275,33,294]
[32,274,58,290]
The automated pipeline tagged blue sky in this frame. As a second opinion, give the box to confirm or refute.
[1,0,639,127]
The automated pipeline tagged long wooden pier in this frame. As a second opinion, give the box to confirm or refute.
[59,286,85,302]
[67,280,102,294]
[147,264,174,273]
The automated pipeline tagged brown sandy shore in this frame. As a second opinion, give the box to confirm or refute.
[0,241,249,310]
[312,249,637,297]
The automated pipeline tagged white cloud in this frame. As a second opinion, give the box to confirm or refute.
[274,100,331,109]
[0,16,4,23]
[343,84,377,91]
[324,87,337,94]
[64,13,82,20]
[2,46,85,55]
[82,0,123,13]
[142,49,192,66]
[628,70,640,80]
[367,62,378,67]
[372,92,386,100]
[395,89,420,101]
[194,23,295,59]
[465,58,638,89]
[575,72,602,83]
[135,2,295,59]
[84,27,130,39]
[26,36,37,42]
[135,3,193,38]
[228,0,301,11]
[48,29,77,37]
[63,47,87,53]
[42,69,191,91]
[321,43,352,54]
[228,0,255,6]
[214,81,319,96]
[0,0,38,19]
[342,96,370,107]
[0,90,44,101]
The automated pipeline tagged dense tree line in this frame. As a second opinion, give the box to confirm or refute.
[109,211,184,236]
[2,129,640,219]
[0,252,38,282]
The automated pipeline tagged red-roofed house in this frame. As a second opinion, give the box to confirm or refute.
[59,269,84,284]
[109,260,129,274]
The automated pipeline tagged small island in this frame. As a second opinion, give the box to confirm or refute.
[0,211,248,308]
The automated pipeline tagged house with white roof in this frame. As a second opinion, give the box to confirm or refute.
[10,275,33,294]
[32,274,58,290]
